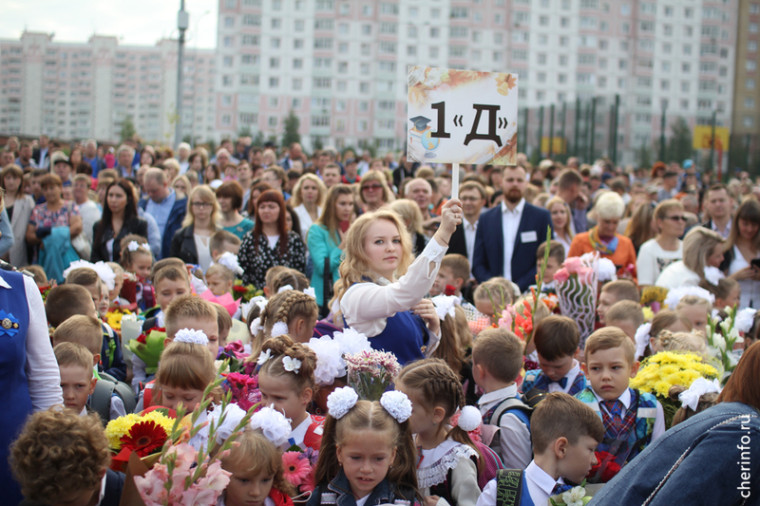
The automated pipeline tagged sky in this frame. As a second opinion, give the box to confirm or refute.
[0,0,218,49]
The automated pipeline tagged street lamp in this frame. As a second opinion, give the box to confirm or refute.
[174,1,189,148]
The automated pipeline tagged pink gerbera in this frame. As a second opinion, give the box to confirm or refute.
[282,451,311,487]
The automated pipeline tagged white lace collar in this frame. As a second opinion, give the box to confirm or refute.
[417,439,477,488]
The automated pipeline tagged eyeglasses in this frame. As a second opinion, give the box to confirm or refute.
[665,215,687,222]
[362,184,382,191]
[191,201,213,208]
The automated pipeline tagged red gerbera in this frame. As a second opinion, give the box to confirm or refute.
[282,451,310,487]
[136,333,147,345]
[119,421,168,457]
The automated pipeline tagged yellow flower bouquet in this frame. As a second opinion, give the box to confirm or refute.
[631,351,719,427]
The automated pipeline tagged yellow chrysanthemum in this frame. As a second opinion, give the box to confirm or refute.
[105,413,140,449]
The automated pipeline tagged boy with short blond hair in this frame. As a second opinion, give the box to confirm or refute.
[54,342,97,416]
[45,284,98,327]
[477,393,604,506]
[522,315,587,398]
[164,295,219,358]
[472,327,532,469]
[210,229,242,260]
[52,315,103,362]
[605,299,645,341]
[575,327,665,483]
[430,253,470,297]
[597,279,639,324]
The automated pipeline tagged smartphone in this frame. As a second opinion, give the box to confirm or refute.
[751,258,760,269]
[340,220,350,233]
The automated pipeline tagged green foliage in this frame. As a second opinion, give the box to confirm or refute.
[281,110,301,148]
[666,117,693,163]
[637,141,653,169]
[119,115,136,143]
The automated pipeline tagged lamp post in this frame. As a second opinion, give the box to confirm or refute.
[174,0,189,149]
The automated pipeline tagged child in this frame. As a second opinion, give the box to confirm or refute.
[676,294,712,332]
[165,295,220,357]
[143,263,191,330]
[45,284,98,327]
[211,229,242,260]
[221,429,296,506]
[431,253,470,298]
[576,327,665,482]
[473,278,515,322]
[54,342,97,416]
[534,240,565,292]
[472,329,532,469]
[708,277,741,311]
[309,388,418,506]
[213,301,234,347]
[596,279,639,325]
[605,300,645,341]
[522,315,588,399]
[268,267,311,295]
[10,409,124,506]
[20,264,48,288]
[206,263,236,298]
[119,236,155,310]
[251,290,319,354]
[52,314,134,421]
[476,393,604,506]
[396,358,481,506]
[63,268,128,382]
[106,262,130,308]
[431,298,478,406]
[154,335,246,452]
[668,380,721,427]
[257,335,322,451]
[650,330,708,356]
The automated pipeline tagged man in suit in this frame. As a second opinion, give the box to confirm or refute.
[447,180,487,273]
[32,135,50,169]
[472,165,553,293]
[701,183,732,238]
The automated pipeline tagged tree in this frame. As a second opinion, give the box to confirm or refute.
[636,141,653,169]
[667,117,693,163]
[281,110,301,148]
[252,131,266,147]
[120,115,136,143]
[238,125,252,138]
[312,136,324,151]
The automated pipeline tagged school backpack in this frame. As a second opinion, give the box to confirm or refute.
[473,439,506,489]
[90,372,137,424]
[479,397,533,463]
[494,469,525,506]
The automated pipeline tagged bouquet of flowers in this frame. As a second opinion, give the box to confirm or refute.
[550,482,593,506]
[231,279,263,303]
[105,408,178,472]
[222,371,261,412]
[105,305,134,332]
[706,306,751,381]
[553,253,599,349]
[630,351,719,427]
[640,286,669,319]
[282,447,319,497]
[133,369,255,505]
[129,327,167,376]
[216,340,253,374]
[344,350,401,401]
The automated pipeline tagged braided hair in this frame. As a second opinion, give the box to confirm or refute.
[396,358,481,460]
[249,289,318,356]
[258,334,317,394]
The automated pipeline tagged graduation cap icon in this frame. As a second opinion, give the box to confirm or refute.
[410,115,432,130]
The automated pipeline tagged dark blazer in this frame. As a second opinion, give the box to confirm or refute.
[447,223,468,258]
[91,217,149,263]
[169,225,199,265]
[472,201,553,292]
[139,195,188,259]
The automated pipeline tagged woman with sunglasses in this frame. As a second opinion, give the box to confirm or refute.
[358,170,394,213]
[169,185,219,271]
[636,199,687,287]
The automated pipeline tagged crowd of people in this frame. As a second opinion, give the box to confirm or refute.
[1,133,759,505]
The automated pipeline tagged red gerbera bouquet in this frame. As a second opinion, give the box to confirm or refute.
[105,407,179,472]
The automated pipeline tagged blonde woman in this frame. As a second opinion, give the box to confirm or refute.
[545,196,574,254]
[637,199,686,286]
[336,199,462,365]
[655,226,726,290]
[290,173,326,240]
[169,185,219,271]
[358,170,394,213]
[389,198,427,255]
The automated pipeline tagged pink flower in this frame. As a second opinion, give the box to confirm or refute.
[282,451,311,486]
[564,256,584,274]
[553,268,570,284]
[497,312,513,330]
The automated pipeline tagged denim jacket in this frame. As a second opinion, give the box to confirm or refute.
[307,470,417,506]
[589,402,760,505]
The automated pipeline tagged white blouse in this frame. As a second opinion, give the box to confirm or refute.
[294,204,322,241]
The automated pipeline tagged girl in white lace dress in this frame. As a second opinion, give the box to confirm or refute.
[396,359,481,506]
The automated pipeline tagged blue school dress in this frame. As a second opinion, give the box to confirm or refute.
[367,309,430,366]
[0,269,33,504]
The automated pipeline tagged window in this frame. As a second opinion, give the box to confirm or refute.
[269,77,279,88]
[270,37,280,48]
[271,18,281,29]
[744,116,755,128]
[745,97,756,109]
[269,57,279,69]
[451,6,468,18]
[314,38,333,49]
[224,16,234,28]
[292,58,303,69]
[294,39,304,49]
[747,78,756,90]
[313,77,331,89]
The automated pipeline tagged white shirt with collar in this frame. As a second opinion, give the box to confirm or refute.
[476,460,565,506]
[548,359,582,394]
[711,218,732,239]
[477,384,532,469]
[501,199,526,280]
[463,218,478,267]
[589,387,666,441]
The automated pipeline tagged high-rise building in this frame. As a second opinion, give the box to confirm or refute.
[731,0,760,171]
[0,31,216,143]
[216,0,738,165]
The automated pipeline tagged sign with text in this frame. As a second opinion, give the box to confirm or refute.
[407,66,519,165]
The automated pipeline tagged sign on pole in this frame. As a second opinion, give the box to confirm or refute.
[407,66,519,166]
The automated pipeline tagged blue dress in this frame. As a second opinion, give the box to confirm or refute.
[0,269,33,504]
